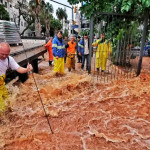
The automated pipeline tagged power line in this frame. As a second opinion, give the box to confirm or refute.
[49,0,72,9]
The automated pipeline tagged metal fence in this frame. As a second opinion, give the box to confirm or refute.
[88,12,149,83]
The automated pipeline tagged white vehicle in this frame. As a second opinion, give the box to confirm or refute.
[0,20,22,45]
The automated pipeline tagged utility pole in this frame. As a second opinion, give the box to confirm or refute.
[71,6,74,34]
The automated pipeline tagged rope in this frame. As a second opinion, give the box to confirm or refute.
[12,12,53,134]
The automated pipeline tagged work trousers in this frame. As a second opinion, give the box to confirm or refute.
[96,57,107,71]
[0,84,8,113]
[53,57,64,74]
[81,54,89,70]
[67,55,75,70]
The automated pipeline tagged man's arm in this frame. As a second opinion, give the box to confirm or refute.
[9,56,33,74]
[16,64,33,73]
[52,40,59,58]
[78,41,84,55]
[92,42,98,47]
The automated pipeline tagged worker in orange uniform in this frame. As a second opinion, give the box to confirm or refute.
[65,36,76,72]
[45,37,53,66]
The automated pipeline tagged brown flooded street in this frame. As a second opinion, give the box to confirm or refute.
[0,57,150,150]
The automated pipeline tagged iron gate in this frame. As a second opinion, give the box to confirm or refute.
[88,12,149,83]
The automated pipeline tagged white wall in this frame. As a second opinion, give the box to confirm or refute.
[0,0,31,36]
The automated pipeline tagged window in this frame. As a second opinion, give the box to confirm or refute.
[0,0,3,4]
[10,18,13,22]
[10,4,12,8]
[5,2,7,8]
[21,21,23,26]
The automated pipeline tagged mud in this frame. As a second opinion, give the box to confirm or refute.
[0,61,150,150]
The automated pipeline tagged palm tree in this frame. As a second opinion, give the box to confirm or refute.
[43,2,53,37]
[29,0,45,37]
[63,8,68,21]
[56,8,68,28]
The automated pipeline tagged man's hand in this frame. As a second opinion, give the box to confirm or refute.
[79,52,81,56]
[67,52,71,56]
[17,64,33,74]
[27,64,33,72]
[56,56,59,59]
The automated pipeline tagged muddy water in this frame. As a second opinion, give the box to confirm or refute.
[0,62,150,150]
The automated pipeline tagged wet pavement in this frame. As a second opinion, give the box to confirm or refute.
[0,57,150,150]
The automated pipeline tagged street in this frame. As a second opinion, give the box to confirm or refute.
[0,56,150,149]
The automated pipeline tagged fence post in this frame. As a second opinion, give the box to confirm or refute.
[137,10,149,76]
[88,15,94,74]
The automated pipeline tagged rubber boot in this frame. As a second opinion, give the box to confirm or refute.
[49,61,52,66]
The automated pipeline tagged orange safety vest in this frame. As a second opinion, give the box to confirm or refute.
[67,41,76,54]
[45,40,53,61]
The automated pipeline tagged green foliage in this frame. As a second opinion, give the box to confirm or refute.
[121,0,133,12]
[68,0,150,66]
[45,2,54,14]
[50,18,62,36]
[68,0,150,16]
[79,29,90,36]
[56,8,68,21]
[29,0,54,36]
[63,29,69,37]
[0,4,10,21]
[50,18,62,30]
[40,2,53,26]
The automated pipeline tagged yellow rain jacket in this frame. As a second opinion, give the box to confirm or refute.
[93,39,112,59]
[92,39,112,70]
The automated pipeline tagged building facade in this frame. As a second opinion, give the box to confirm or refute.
[0,0,31,36]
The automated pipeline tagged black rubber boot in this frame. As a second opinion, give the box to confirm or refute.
[49,61,52,66]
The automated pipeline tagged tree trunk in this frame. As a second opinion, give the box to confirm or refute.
[21,22,32,36]
[18,9,21,28]
[35,18,41,37]
[35,6,41,37]
[45,17,50,37]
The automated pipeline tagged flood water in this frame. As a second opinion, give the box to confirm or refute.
[0,60,150,150]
